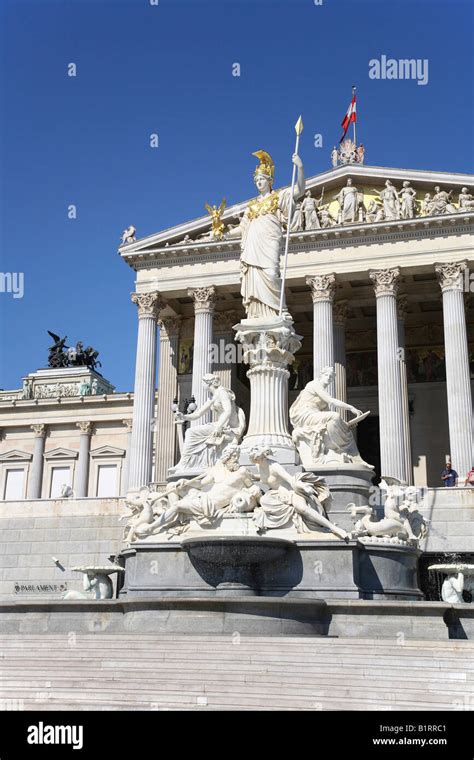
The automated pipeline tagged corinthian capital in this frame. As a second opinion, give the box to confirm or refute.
[188,285,217,314]
[31,424,47,438]
[159,316,181,341]
[369,268,401,297]
[306,273,336,303]
[435,261,468,292]
[76,421,93,435]
[131,291,165,319]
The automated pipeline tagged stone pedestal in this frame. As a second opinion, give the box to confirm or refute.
[118,528,422,602]
[22,367,115,399]
[234,316,301,464]
[304,464,375,530]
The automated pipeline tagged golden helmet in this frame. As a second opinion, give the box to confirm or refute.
[252,150,275,180]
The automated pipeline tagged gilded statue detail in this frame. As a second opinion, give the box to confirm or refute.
[226,149,305,319]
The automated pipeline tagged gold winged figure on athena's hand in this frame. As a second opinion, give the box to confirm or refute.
[205,198,227,240]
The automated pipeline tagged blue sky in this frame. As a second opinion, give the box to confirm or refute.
[0,0,473,391]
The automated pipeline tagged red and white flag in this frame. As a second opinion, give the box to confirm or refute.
[340,91,357,142]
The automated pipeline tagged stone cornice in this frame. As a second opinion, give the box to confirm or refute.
[0,392,135,410]
[124,213,474,272]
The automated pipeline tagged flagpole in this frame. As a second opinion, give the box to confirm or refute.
[279,115,304,317]
[352,85,357,146]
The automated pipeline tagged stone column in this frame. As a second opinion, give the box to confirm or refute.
[435,261,473,479]
[155,316,181,482]
[188,286,217,426]
[128,291,163,492]
[235,318,301,464]
[76,421,93,497]
[121,419,133,495]
[397,295,413,485]
[28,424,46,499]
[213,310,240,391]
[369,268,406,482]
[306,274,336,397]
[333,300,349,418]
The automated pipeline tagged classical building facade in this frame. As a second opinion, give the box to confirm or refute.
[0,159,473,600]
[0,369,134,500]
[120,163,474,490]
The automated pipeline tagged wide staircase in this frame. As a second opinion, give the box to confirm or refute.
[1,634,473,710]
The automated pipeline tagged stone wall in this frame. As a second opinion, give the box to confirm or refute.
[0,498,123,599]
[420,487,474,553]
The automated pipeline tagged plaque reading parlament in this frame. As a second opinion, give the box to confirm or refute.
[14,583,67,594]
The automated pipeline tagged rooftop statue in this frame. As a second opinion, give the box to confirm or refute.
[301,189,324,230]
[459,188,474,211]
[47,331,101,371]
[225,149,305,318]
[121,225,136,245]
[428,186,457,215]
[399,180,417,220]
[332,139,365,167]
[334,178,359,224]
[373,180,400,221]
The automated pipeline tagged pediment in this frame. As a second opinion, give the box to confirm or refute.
[0,449,32,462]
[90,445,125,458]
[119,164,474,261]
[43,447,78,460]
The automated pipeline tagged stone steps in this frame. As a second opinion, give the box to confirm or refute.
[0,677,468,701]
[1,661,468,680]
[2,691,461,711]
[1,633,473,711]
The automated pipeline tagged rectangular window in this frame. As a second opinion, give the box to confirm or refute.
[96,464,117,497]
[4,469,25,500]
[50,467,71,498]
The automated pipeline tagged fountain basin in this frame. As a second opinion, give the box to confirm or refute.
[181,536,292,566]
[181,536,294,596]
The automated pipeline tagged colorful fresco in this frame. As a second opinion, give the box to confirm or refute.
[178,339,194,375]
